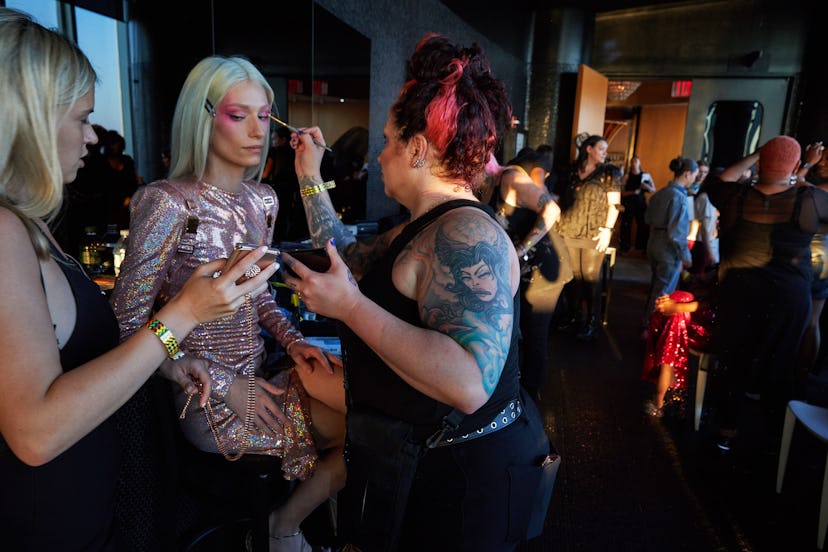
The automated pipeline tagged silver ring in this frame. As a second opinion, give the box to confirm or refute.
[244,264,262,278]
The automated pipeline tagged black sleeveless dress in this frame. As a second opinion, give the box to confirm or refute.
[709,182,819,428]
[0,240,120,551]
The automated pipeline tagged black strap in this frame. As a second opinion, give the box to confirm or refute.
[424,408,465,450]
[388,199,494,261]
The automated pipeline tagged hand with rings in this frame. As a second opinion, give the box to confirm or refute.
[288,279,302,298]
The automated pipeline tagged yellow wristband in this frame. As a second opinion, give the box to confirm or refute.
[146,318,184,360]
[300,180,336,198]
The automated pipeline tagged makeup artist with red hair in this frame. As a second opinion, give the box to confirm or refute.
[283,34,553,551]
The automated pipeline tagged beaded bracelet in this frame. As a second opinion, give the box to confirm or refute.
[146,318,185,360]
[300,180,336,198]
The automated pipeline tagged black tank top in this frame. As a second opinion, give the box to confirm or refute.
[0,236,120,551]
[337,200,521,440]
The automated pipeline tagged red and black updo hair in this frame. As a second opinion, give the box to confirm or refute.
[391,33,512,185]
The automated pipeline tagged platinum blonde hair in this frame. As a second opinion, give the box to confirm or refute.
[169,56,274,182]
[0,8,97,257]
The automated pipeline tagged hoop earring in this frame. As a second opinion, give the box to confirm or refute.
[412,158,425,169]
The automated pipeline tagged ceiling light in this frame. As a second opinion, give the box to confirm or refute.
[607,81,641,101]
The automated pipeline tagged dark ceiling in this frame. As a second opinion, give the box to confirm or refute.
[193,0,685,101]
[439,0,685,59]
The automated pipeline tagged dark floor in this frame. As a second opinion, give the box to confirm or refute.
[520,251,828,552]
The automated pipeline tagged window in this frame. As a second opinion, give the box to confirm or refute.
[6,0,58,28]
[75,6,129,143]
[6,1,132,155]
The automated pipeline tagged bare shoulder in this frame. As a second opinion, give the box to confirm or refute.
[407,205,510,257]
[0,207,38,258]
[403,205,517,392]
[0,207,43,292]
[435,205,506,243]
[395,205,517,297]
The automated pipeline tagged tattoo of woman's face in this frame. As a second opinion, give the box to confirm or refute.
[458,259,497,303]
[435,229,509,314]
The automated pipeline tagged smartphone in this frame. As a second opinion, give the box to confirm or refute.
[281,247,331,278]
[223,242,281,281]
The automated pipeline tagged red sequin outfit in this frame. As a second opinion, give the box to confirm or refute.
[641,290,715,389]
[111,178,316,480]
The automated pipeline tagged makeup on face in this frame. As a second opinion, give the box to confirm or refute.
[205,82,272,174]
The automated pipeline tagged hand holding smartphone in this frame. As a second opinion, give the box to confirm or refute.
[280,247,331,279]
[223,242,281,282]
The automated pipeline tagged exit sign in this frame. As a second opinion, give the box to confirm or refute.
[672,80,692,98]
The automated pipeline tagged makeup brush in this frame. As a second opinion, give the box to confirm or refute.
[268,114,332,152]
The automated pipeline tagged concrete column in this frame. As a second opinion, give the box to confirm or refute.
[526,8,592,173]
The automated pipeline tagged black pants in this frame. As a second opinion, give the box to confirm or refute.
[715,269,810,436]
[619,196,648,251]
[519,283,557,398]
[397,390,550,551]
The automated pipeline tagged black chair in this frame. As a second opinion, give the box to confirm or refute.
[178,446,290,552]
[151,377,292,552]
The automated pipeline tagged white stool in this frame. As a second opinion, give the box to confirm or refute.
[776,400,828,550]
[689,349,711,431]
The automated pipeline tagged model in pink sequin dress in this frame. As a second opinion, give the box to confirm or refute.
[110,55,346,548]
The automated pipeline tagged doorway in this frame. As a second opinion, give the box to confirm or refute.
[605,80,690,190]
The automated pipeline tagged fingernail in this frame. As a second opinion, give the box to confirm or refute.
[297,129,304,135]
[330,238,336,246]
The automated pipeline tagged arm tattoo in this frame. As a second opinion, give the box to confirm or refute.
[298,176,354,249]
[342,232,398,280]
[298,175,398,280]
[421,211,514,394]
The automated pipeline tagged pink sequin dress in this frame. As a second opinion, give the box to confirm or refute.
[111,178,317,480]
[641,290,715,390]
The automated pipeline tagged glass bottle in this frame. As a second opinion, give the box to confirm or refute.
[78,226,102,275]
